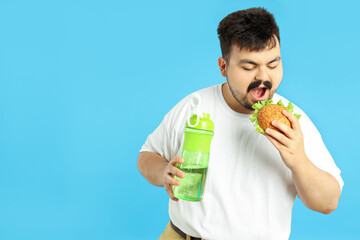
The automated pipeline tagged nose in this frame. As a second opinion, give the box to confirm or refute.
[255,66,269,82]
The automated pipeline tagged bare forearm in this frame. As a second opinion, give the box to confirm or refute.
[291,158,341,214]
[137,151,168,187]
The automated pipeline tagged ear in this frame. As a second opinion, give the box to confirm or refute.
[218,57,227,77]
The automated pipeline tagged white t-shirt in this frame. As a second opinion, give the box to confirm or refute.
[140,83,344,240]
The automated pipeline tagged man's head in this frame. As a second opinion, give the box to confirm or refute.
[217,8,283,113]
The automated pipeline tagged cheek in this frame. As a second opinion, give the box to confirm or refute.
[271,67,283,87]
[227,68,253,89]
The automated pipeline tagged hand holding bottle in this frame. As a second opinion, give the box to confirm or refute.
[162,156,185,201]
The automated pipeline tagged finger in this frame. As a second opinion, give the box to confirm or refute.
[170,156,184,166]
[169,165,185,178]
[266,127,290,148]
[165,174,181,186]
[266,134,286,152]
[282,110,301,133]
[271,120,295,140]
[165,183,178,201]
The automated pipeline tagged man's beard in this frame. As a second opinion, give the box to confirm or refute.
[227,78,275,111]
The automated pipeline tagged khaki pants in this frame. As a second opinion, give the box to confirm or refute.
[158,222,205,240]
[158,222,184,240]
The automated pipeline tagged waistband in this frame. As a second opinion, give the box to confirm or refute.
[170,221,203,240]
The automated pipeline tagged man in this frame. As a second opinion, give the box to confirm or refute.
[137,7,343,240]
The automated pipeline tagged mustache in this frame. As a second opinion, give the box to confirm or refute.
[247,80,272,93]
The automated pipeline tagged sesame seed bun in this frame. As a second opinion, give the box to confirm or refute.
[257,104,291,132]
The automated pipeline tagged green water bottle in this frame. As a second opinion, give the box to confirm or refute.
[173,93,214,202]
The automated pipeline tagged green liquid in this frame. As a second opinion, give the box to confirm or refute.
[173,166,208,202]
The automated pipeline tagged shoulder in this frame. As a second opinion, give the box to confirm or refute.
[195,84,219,97]
[164,84,220,128]
[272,93,307,118]
[168,84,219,113]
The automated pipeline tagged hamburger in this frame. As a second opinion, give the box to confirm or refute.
[250,99,301,134]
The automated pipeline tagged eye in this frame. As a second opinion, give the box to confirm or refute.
[242,66,255,71]
[268,64,278,69]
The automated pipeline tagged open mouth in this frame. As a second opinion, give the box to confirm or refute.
[250,87,267,101]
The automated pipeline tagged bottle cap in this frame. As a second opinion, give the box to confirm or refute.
[186,92,214,132]
[186,113,214,132]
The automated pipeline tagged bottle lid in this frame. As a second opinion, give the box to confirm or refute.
[186,113,214,132]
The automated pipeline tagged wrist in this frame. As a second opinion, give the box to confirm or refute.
[159,161,169,186]
[289,155,312,175]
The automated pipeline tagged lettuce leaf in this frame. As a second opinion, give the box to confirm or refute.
[286,102,294,113]
[294,114,301,120]
[277,99,285,108]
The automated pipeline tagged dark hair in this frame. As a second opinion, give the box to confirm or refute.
[217,7,280,62]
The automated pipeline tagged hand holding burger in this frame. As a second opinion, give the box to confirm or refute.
[250,99,306,170]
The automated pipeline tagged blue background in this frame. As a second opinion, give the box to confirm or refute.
[0,0,358,239]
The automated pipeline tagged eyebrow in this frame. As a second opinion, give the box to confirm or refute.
[238,56,281,65]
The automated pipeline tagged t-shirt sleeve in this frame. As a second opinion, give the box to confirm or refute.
[139,96,190,162]
[139,117,172,160]
[300,112,344,191]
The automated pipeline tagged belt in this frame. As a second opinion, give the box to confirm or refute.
[170,221,203,240]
